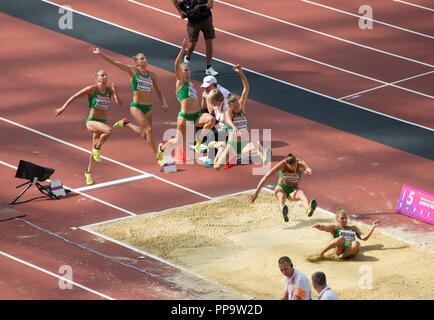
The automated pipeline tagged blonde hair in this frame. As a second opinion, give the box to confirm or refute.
[133,53,146,64]
[336,208,347,218]
[227,93,238,106]
[94,69,105,78]
[208,89,224,103]
[180,62,189,70]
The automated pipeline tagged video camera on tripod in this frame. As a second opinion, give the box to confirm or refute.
[179,0,208,19]
[8,160,67,205]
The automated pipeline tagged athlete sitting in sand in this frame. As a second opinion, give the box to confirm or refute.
[312,208,380,259]
[250,153,316,222]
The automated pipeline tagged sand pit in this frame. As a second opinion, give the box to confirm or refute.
[89,191,434,300]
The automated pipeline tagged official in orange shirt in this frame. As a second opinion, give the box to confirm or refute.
[278,256,312,300]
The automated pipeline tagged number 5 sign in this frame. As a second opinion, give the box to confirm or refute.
[396,184,434,225]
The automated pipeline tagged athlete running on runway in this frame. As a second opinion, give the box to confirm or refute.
[158,38,215,160]
[54,70,122,185]
[91,47,169,167]
[207,64,271,170]
[250,153,316,221]
[313,208,380,259]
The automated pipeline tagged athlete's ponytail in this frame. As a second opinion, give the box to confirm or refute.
[285,153,297,165]
[227,93,238,106]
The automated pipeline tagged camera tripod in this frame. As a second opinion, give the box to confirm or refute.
[9,179,58,205]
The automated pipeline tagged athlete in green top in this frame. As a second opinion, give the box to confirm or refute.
[158,38,215,161]
[313,208,380,259]
[91,47,169,167]
[207,64,271,170]
[250,153,316,222]
[54,70,122,185]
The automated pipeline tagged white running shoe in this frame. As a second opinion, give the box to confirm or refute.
[183,56,190,65]
[206,66,219,76]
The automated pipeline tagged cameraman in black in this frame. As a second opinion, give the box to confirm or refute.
[172,0,218,76]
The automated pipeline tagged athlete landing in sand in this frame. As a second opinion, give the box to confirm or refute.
[250,153,316,222]
[313,208,380,259]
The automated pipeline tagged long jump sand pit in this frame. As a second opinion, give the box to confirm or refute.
[90,191,434,300]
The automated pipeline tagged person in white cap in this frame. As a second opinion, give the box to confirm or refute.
[196,75,230,165]
[200,75,230,130]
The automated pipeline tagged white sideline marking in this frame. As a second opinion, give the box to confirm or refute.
[0,250,115,300]
[74,174,152,192]
[339,70,434,100]
[0,116,213,200]
[1,160,138,217]
[300,0,434,39]
[393,0,434,12]
[126,0,434,99]
[40,1,434,131]
[214,0,433,68]
[80,226,253,299]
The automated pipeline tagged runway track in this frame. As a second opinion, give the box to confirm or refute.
[0,0,432,300]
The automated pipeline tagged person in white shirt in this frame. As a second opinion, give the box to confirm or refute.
[311,271,339,300]
[278,256,312,300]
[201,75,230,129]
[199,75,230,164]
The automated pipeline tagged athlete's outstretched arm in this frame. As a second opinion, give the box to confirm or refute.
[233,64,250,112]
[54,85,94,117]
[355,219,380,241]
[91,47,134,76]
[313,224,336,235]
[175,38,188,82]
[250,160,285,203]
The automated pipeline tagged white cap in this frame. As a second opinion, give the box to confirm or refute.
[201,75,217,88]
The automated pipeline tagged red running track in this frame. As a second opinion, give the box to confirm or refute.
[0,0,433,300]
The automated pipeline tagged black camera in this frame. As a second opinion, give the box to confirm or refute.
[15,160,55,182]
[179,0,208,18]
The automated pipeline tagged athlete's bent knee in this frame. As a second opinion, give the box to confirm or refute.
[337,236,346,245]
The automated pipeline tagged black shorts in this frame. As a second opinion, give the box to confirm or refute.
[187,16,215,41]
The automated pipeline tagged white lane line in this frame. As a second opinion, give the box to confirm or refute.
[0,160,17,170]
[78,188,335,300]
[80,227,202,275]
[213,0,433,68]
[393,0,434,12]
[80,225,252,299]
[300,0,434,39]
[0,116,213,200]
[74,174,152,192]
[1,160,138,216]
[125,0,434,99]
[66,186,139,216]
[31,1,434,131]
[339,70,434,100]
[0,250,115,300]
